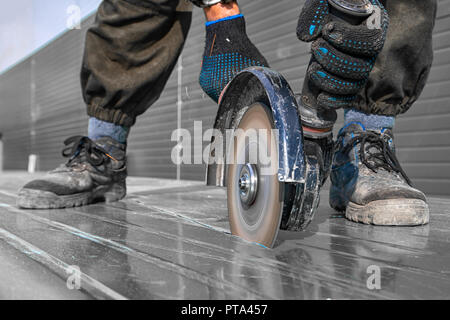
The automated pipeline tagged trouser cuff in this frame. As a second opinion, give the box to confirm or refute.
[87,105,136,127]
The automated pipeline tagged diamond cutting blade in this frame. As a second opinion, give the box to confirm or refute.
[227,103,283,248]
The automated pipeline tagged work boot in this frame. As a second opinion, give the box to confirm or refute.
[17,136,127,209]
[329,123,429,226]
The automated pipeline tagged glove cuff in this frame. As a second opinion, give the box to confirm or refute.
[205,13,243,26]
[191,0,235,8]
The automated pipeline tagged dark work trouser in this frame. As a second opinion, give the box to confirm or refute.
[80,0,437,127]
[81,0,193,127]
[352,0,438,116]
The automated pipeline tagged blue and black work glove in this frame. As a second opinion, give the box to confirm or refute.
[297,0,389,110]
[199,14,269,102]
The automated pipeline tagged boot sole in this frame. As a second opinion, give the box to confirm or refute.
[346,198,430,226]
[16,183,126,209]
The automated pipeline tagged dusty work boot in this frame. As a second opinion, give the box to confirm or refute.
[17,136,127,209]
[329,123,429,226]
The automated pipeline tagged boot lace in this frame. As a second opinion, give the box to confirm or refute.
[342,131,412,186]
[62,136,117,167]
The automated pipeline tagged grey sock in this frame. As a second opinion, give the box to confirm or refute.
[88,117,130,144]
[344,109,395,131]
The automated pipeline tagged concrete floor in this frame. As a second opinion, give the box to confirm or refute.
[0,171,449,300]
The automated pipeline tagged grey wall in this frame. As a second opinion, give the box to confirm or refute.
[0,0,449,196]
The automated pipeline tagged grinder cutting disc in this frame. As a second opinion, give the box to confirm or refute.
[328,0,374,16]
[227,103,283,248]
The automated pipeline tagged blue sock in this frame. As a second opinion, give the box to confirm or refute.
[88,117,129,144]
[344,109,395,131]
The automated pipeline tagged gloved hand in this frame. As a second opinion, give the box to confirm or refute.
[190,0,234,8]
[199,15,269,102]
[297,0,389,109]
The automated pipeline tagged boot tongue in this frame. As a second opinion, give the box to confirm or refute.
[94,137,126,161]
[369,128,395,151]
[357,129,395,169]
[340,122,365,145]
[340,123,394,168]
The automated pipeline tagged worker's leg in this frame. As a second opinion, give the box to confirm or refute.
[17,0,267,209]
[17,0,193,209]
[82,0,193,131]
[330,0,438,225]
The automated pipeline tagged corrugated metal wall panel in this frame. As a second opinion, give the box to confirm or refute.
[0,0,449,196]
[0,59,32,170]
[179,9,217,181]
[127,72,179,179]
